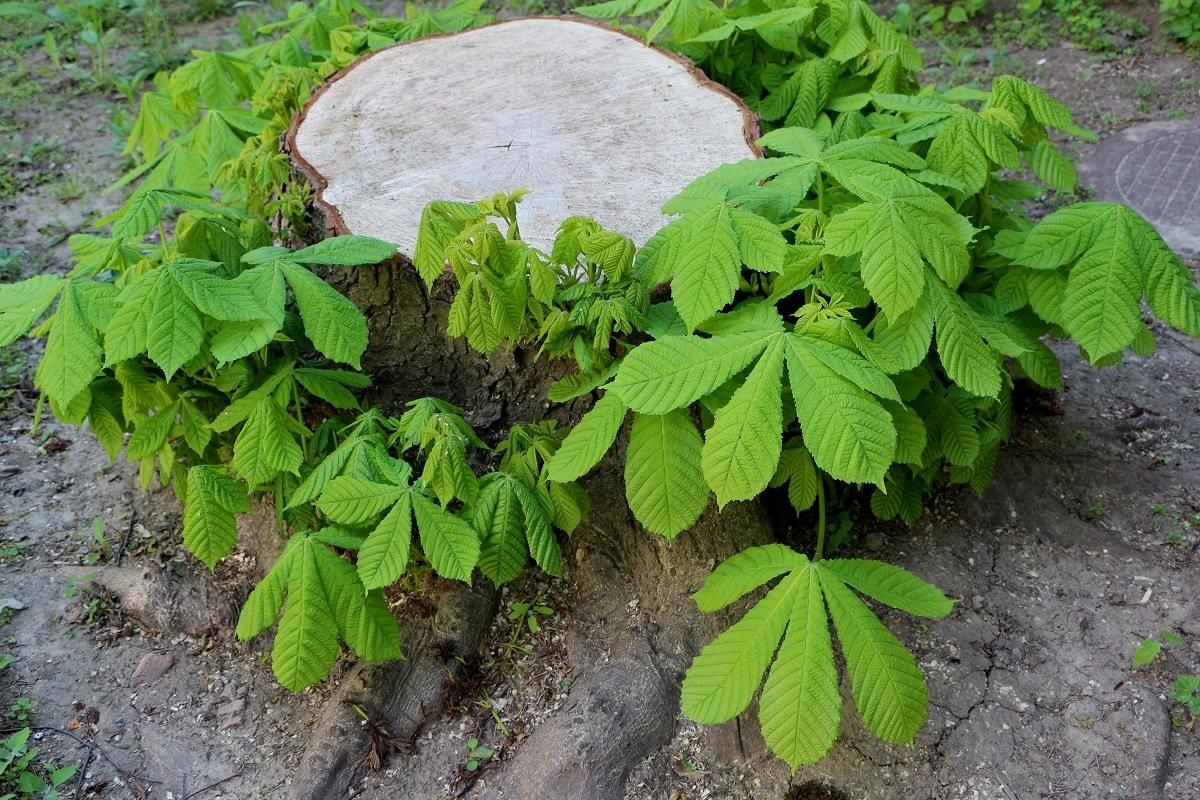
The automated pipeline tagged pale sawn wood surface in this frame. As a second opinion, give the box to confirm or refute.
[289,17,760,255]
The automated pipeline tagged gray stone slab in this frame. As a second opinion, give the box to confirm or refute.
[1078,119,1200,254]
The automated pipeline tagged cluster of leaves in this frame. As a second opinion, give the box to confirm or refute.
[235,402,587,689]
[4,0,1200,772]
[1161,0,1200,45]
[1,728,77,800]
[891,0,987,35]
[1134,630,1200,721]
[410,0,1200,765]
[0,0,490,691]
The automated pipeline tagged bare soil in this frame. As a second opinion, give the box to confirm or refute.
[1,4,1198,800]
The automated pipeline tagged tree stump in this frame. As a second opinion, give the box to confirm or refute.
[285,18,773,799]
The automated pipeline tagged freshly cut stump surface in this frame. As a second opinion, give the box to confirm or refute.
[288,16,760,253]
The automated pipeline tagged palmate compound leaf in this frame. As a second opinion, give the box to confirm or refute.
[265,534,402,691]
[683,545,953,765]
[230,397,303,489]
[624,410,708,539]
[471,472,561,584]
[1017,202,1200,360]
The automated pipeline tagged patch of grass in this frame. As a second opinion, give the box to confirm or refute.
[0,134,67,198]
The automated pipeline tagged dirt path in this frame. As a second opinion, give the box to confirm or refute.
[2,4,1199,800]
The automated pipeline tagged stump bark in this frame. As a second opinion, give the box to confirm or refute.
[285,18,773,798]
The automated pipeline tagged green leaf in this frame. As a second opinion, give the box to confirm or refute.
[87,384,126,461]
[318,476,406,525]
[125,400,179,461]
[792,335,900,402]
[682,569,803,723]
[413,201,484,288]
[927,277,1001,398]
[772,440,819,513]
[624,410,707,539]
[184,466,249,569]
[146,270,204,378]
[412,492,480,583]
[611,330,773,414]
[872,303,934,373]
[886,402,927,465]
[171,260,268,322]
[785,335,896,485]
[422,435,479,506]
[819,570,928,743]
[272,538,343,691]
[280,261,368,368]
[36,283,102,405]
[1028,140,1077,193]
[295,368,365,410]
[231,398,303,488]
[545,392,627,482]
[759,563,840,767]
[285,235,397,266]
[548,480,589,534]
[210,361,294,433]
[358,492,414,590]
[514,480,561,577]
[236,538,298,641]
[1132,638,1161,668]
[474,475,528,585]
[702,336,785,507]
[1146,250,1200,337]
[0,274,62,346]
[821,559,954,617]
[111,191,163,240]
[1060,219,1145,362]
[288,436,363,510]
[349,589,403,662]
[731,207,787,273]
[692,544,807,612]
[103,272,158,366]
[860,202,926,320]
[643,203,740,331]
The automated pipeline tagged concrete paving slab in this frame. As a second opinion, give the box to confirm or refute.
[1077,118,1200,254]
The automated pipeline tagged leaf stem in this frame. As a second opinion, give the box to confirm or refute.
[814,476,826,561]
